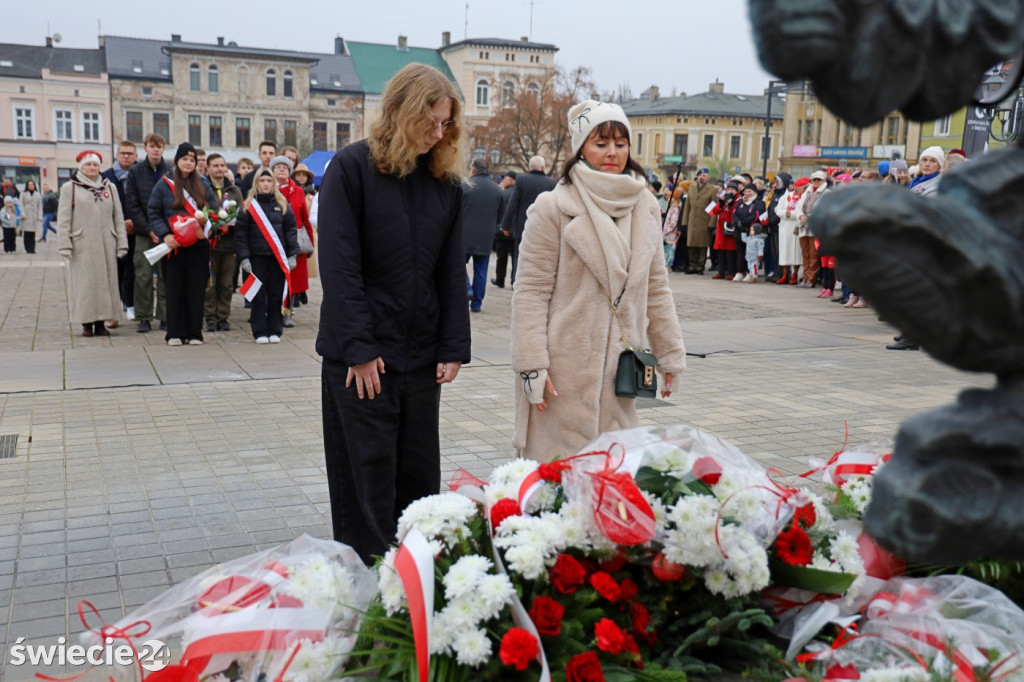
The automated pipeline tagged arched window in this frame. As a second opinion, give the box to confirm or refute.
[475,79,489,107]
[189,63,201,92]
[501,81,516,107]
[207,64,219,94]
[526,81,541,100]
[266,68,277,97]
[283,70,294,98]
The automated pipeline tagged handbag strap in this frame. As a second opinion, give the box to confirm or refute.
[600,286,644,353]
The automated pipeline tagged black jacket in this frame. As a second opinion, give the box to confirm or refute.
[146,172,219,241]
[315,139,471,371]
[101,167,130,217]
[461,174,505,256]
[234,193,299,261]
[42,191,58,214]
[766,172,792,234]
[124,158,172,236]
[733,198,767,235]
[500,170,556,240]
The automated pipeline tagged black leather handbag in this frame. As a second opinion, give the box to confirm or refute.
[615,348,658,399]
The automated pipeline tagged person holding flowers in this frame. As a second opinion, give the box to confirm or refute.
[510,100,687,462]
[204,153,242,332]
[272,155,314,324]
[147,142,218,346]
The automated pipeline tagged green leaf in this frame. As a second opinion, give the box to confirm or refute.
[769,559,857,595]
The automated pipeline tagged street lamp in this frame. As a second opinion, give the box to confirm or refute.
[473,147,486,161]
[978,65,1024,144]
[762,79,787,179]
[490,148,500,167]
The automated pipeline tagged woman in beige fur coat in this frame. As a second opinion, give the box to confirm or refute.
[58,151,128,337]
[511,101,687,462]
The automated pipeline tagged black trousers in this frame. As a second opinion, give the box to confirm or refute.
[322,361,442,565]
[718,249,738,277]
[23,231,35,254]
[2,228,14,253]
[250,255,285,338]
[493,233,513,286]
[118,234,135,307]
[163,240,209,342]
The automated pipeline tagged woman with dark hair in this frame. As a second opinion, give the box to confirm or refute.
[510,100,687,462]
[20,180,41,254]
[317,63,471,564]
[147,142,218,346]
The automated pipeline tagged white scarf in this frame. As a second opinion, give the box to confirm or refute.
[569,162,647,301]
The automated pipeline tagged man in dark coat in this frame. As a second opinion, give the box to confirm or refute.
[491,171,516,289]
[500,155,556,284]
[102,140,138,319]
[462,158,505,313]
[123,133,170,333]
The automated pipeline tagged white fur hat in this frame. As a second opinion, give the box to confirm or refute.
[919,145,945,169]
[567,100,632,154]
[76,149,102,169]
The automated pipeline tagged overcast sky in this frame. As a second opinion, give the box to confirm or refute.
[18,0,775,98]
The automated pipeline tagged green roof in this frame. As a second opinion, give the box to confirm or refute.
[345,41,458,95]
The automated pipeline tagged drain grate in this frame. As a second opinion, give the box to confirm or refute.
[636,398,673,410]
[0,434,18,459]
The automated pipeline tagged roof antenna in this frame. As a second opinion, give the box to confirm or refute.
[464,3,469,40]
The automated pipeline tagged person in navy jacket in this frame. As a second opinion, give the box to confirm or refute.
[316,64,472,564]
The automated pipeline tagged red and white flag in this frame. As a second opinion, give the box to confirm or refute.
[759,211,769,225]
[239,273,262,302]
[705,200,717,214]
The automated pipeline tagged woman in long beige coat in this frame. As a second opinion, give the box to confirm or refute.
[511,101,687,462]
[20,180,41,254]
[58,151,128,337]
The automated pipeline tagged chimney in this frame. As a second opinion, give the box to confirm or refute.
[45,36,53,48]
[521,36,529,42]
[441,31,451,47]
[709,79,724,94]
[397,35,408,51]
[97,35,105,48]
[217,36,225,46]
[335,35,345,55]
[648,85,659,101]
[171,34,181,42]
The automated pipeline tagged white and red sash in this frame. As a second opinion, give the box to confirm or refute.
[163,176,212,238]
[247,200,292,306]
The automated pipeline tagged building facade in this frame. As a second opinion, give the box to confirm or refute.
[621,82,785,181]
[105,34,363,163]
[778,81,922,176]
[0,39,109,188]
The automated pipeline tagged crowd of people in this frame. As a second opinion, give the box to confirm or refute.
[10,134,318,342]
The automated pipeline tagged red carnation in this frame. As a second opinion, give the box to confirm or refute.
[599,552,627,573]
[629,602,658,644]
[528,595,565,637]
[490,498,522,530]
[550,554,587,594]
[499,627,539,671]
[793,503,817,528]
[692,456,722,485]
[589,571,622,603]
[538,461,569,483]
[594,617,628,654]
[775,525,814,566]
[619,577,639,602]
[565,650,605,682]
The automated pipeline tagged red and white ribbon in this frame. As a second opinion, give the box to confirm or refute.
[394,529,434,682]
[248,201,292,306]
[163,176,212,238]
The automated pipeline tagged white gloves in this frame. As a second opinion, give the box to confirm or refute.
[519,368,549,405]
[239,258,252,275]
[288,255,297,271]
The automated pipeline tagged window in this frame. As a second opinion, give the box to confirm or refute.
[82,111,100,143]
[327,98,337,108]
[729,135,741,159]
[501,81,515,107]
[283,119,297,146]
[126,111,142,142]
[189,63,201,92]
[935,115,952,137]
[208,65,219,94]
[885,115,902,145]
[336,122,351,149]
[636,132,643,155]
[266,69,277,97]
[188,115,202,145]
[264,118,277,143]
[313,121,327,149]
[475,80,489,107]
[702,134,714,157]
[283,70,293,98]
[235,117,251,147]
[55,109,74,141]
[142,86,153,97]
[15,106,35,139]
[526,82,540,100]
[209,116,222,147]
[673,134,687,156]
[153,113,169,141]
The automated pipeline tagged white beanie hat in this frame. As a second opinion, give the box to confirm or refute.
[567,100,632,154]
[920,146,945,170]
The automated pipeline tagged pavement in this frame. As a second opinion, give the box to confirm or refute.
[0,240,989,680]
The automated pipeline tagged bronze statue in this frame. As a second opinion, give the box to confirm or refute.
[747,0,1024,561]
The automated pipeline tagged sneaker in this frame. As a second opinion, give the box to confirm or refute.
[136,320,152,333]
[725,274,734,281]
[217,320,231,331]
[282,315,295,328]
[817,289,833,298]
[711,273,725,280]
[167,338,183,346]
[188,339,203,345]
[206,322,217,332]
[126,306,135,320]
[268,335,281,343]
[737,274,749,282]
[747,276,758,283]
[255,336,269,344]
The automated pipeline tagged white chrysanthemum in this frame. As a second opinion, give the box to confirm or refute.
[444,593,486,629]
[484,482,518,509]
[830,531,861,568]
[809,496,836,535]
[396,493,480,547]
[645,443,691,473]
[711,474,744,500]
[488,458,539,487]
[502,542,547,579]
[703,567,731,595]
[642,489,669,529]
[475,573,515,621]
[723,490,763,526]
[528,483,558,513]
[810,552,835,571]
[430,610,457,655]
[859,666,929,682]
[443,555,492,601]
[378,549,405,615]
[842,478,873,514]
[268,638,335,682]
[452,627,492,668]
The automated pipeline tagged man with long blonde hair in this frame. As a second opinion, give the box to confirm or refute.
[316,63,472,564]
